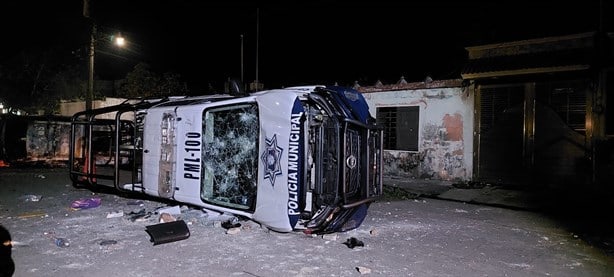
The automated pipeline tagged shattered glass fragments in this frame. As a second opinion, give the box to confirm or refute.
[201,103,258,210]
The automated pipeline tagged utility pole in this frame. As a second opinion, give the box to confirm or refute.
[83,0,95,110]
[249,8,262,91]
[240,34,244,85]
[87,23,96,111]
[255,8,259,85]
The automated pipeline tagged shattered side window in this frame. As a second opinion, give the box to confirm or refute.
[201,103,259,211]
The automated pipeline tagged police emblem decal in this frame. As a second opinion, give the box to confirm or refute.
[261,134,283,186]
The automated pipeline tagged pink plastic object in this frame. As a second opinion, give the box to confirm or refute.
[70,197,102,209]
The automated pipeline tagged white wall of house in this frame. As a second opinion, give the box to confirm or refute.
[58,97,128,119]
[360,80,474,181]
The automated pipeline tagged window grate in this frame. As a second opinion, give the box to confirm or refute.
[376,106,419,151]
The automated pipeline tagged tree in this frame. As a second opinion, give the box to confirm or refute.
[1,51,190,114]
[118,63,159,98]
[118,62,189,99]
[38,64,85,113]
[159,72,189,96]
[0,47,84,114]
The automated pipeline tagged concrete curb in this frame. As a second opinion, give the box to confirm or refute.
[383,177,545,211]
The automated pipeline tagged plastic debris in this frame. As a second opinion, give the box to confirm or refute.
[21,194,42,202]
[99,239,117,246]
[155,205,182,215]
[54,238,70,248]
[221,219,241,229]
[343,237,364,249]
[159,212,176,223]
[17,211,47,219]
[127,200,145,206]
[44,232,69,247]
[322,233,338,241]
[226,227,241,235]
[369,228,379,236]
[128,209,152,222]
[70,197,101,210]
[106,211,124,219]
[356,266,372,274]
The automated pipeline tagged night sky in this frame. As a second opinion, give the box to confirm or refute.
[1,0,607,92]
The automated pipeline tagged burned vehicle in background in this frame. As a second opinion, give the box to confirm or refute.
[0,115,72,166]
[69,86,383,234]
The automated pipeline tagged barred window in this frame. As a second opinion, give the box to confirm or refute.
[536,80,588,133]
[376,106,419,151]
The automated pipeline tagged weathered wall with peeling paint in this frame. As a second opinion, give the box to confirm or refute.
[360,80,474,181]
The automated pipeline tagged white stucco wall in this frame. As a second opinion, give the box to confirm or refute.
[58,97,130,120]
[362,84,474,181]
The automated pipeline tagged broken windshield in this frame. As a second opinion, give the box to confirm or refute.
[201,103,259,210]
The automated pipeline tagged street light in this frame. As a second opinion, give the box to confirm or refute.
[113,34,126,47]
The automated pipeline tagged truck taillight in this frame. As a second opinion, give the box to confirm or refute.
[158,112,176,198]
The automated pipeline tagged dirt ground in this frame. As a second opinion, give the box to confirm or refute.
[1,167,614,277]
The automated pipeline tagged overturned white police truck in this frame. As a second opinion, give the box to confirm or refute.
[69,85,383,234]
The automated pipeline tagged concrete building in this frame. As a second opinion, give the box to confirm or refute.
[359,31,614,190]
[462,31,614,189]
[359,79,473,182]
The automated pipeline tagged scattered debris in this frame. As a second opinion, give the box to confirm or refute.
[343,237,364,249]
[369,228,379,236]
[106,211,124,219]
[155,205,182,215]
[158,212,176,223]
[226,227,241,235]
[356,266,372,274]
[70,197,101,210]
[17,211,47,219]
[322,233,338,241]
[21,194,42,202]
[99,239,117,246]
[180,208,212,226]
[44,231,69,248]
[54,237,70,248]
[127,200,144,206]
[203,210,237,223]
[221,219,241,229]
[127,209,152,222]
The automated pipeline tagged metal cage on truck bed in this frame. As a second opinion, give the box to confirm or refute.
[68,98,167,192]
